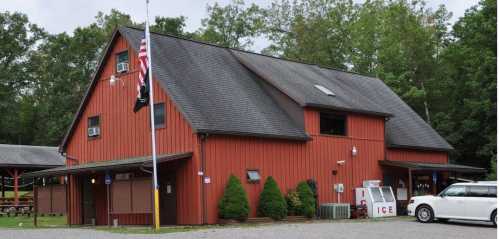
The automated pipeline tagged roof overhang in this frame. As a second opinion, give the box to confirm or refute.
[21,152,192,178]
[379,160,486,173]
[387,144,454,152]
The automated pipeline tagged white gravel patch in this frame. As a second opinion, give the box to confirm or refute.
[0,219,496,239]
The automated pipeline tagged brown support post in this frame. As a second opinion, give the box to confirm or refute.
[13,169,19,206]
[33,180,38,227]
[432,171,437,195]
[1,175,4,198]
[408,169,413,200]
[66,176,70,227]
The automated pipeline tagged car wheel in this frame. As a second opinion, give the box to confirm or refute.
[491,210,496,226]
[416,205,434,223]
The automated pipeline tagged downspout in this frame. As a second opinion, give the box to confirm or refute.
[200,133,208,224]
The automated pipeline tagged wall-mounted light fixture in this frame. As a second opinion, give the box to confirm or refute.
[91,178,96,184]
[352,146,358,157]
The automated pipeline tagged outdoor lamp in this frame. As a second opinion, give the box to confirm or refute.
[91,178,96,184]
[352,146,358,156]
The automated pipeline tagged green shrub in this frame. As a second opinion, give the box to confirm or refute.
[285,189,302,216]
[258,176,288,220]
[218,175,249,221]
[296,181,316,218]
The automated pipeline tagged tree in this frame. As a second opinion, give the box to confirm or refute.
[296,181,316,218]
[218,175,250,220]
[258,176,287,220]
[433,0,496,170]
[151,16,193,38]
[0,12,44,144]
[197,0,264,49]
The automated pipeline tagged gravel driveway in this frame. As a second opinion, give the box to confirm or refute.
[1,218,496,239]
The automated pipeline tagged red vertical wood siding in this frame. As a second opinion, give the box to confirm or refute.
[203,109,386,224]
[387,149,448,164]
[66,34,202,225]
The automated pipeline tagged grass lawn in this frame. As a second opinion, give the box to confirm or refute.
[1,191,30,198]
[96,225,208,234]
[0,216,66,228]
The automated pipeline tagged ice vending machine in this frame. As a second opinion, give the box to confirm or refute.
[356,185,396,218]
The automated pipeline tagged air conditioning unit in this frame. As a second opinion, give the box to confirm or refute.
[319,203,351,220]
[116,62,129,73]
[87,127,100,137]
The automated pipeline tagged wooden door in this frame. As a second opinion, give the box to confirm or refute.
[81,176,96,225]
[159,172,177,225]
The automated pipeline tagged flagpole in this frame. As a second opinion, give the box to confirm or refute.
[145,0,160,230]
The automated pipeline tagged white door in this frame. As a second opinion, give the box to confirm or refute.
[466,186,496,220]
[434,185,467,219]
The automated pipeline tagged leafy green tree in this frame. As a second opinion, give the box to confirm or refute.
[285,189,302,216]
[258,176,287,220]
[296,181,316,218]
[0,11,44,144]
[151,16,193,38]
[264,0,355,69]
[218,175,250,220]
[197,0,264,49]
[433,0,496,170]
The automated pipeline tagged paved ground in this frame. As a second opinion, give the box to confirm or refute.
[1,218,496,239]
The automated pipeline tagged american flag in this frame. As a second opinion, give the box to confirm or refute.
[133,37,149,112]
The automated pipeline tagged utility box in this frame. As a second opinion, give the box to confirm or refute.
[319,203,350,220]
[356,186,396,218]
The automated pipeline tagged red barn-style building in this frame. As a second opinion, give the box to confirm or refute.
[26,27,485,226]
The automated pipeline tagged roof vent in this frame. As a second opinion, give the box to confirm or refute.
[314,84,336,96]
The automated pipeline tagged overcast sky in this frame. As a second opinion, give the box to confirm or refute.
[1,0,480,51]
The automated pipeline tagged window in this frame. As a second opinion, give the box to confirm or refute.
[381,187,395,202]
[154,103,165,129]
[468,186,489,197]
[441,186,466,197]
[116,51,129,73]
[247,170,261,183]
[87,116,100,138]
[320,112,347,136]
[488,186,497,197]
[370,188,384,202]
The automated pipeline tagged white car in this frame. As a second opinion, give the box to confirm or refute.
[407,181,497,225]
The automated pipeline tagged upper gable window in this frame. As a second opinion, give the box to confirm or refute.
[320,112,347,136]
[87,115,101,138]
[116,51,129,73]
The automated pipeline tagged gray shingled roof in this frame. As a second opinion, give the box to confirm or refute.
[60,27,451,151]
[120,27,309,140]
[118,27,452,151]
[0,144,65,167]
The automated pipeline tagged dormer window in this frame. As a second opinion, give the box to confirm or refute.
[116,51,129,73]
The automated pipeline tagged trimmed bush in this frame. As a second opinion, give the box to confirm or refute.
[258,176,288,220]
[285,189,302,216]
[218,175,249,221]
[296,181,316,218]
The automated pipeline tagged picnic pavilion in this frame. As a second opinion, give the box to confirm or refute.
[0,144,64,211]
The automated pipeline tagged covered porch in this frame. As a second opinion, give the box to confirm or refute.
[379,160,486,214]
[23,152,192,226]
[0,144,64,215]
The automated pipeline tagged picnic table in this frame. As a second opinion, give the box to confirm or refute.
[0,204,33,217]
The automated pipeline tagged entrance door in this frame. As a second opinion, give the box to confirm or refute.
[81,176,96,225]
[159,172,177,225]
